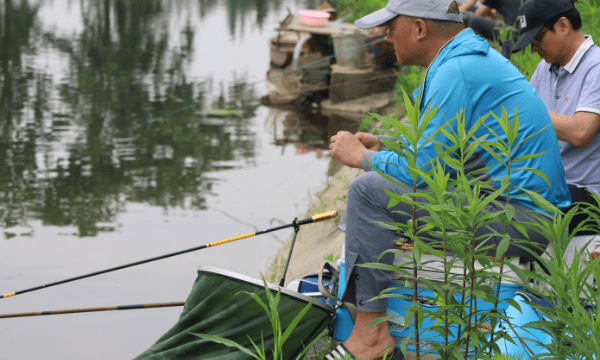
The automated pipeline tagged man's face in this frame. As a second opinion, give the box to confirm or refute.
[530,19,568,65]
[385,16,419,65]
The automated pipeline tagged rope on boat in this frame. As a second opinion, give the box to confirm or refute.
[0,302,185,319]
[0,211,338,301]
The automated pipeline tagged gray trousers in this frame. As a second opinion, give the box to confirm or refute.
[343,171,548,312]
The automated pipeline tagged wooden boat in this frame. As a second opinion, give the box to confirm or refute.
[268,31,311,68]
[266,13,398,111]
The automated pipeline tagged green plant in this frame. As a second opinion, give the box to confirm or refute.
[509,46,541,81]
[578,0,600,43]
[513,205,600,359]
[191,276,325,360]
[333,0,388,22]
[324,253,339,262]
[358,89,567,359]
[358,113,379,133]
[394,66,426,101]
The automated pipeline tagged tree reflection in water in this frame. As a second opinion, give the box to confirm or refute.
[0,0,266,237]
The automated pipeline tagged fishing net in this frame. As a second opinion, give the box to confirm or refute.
[134,266,334,360]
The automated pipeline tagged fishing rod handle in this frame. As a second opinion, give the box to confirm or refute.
[206,232,256,247]
[297,210,338,226]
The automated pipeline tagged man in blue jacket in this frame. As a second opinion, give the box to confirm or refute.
[327,0,571,359]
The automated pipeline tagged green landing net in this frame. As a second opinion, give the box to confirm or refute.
[135,266,334,360]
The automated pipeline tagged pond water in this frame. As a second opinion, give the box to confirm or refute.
[0,0,358,358]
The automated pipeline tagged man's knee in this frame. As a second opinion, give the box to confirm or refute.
[347,172,381,205]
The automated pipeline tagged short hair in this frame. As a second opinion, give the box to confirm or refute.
[545,8,582,31]
[428,1,461,31]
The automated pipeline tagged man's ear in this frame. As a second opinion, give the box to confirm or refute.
[555,16,571,36]
[412,18,429,41]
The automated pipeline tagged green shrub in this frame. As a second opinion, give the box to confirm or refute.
[510,46,541,81]
[333,0,388,22]
[579,0,600,43]
[395,66,426,101]
[363,90,543,359]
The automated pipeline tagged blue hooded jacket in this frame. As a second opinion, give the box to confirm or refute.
[369,29,571,215]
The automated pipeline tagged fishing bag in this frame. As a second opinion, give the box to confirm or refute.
[134,266,334,360]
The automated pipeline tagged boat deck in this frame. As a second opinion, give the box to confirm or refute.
[274,15,369,37]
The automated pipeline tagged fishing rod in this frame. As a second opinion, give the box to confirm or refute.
[1,211,338,300]
[0,302,185,319]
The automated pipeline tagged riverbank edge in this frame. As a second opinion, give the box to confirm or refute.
[264,101,404,284]
[264,163,362,285]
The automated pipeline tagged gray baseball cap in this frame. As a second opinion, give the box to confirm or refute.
[355,0,463,29]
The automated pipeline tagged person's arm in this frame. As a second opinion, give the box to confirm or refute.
[549,62,600,148]
[475,0,498,18]
[550,111,600,148]
[354,132,380,151]
[329,131,368,169]
[475,3,491,17]
[370,65,467,186]
[459,0,478,12]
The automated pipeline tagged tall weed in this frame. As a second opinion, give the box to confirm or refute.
[360,89,591,359]
[513,205,600,359]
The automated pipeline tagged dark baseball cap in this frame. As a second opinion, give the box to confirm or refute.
[512,0,576,52]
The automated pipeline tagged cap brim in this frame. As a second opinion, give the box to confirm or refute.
[512,24,544,53]
[355,8,397,29]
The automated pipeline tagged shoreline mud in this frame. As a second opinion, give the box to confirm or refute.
[265,164,362,284]
[265,102,403,285]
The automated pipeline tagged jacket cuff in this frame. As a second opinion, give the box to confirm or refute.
[361,150,378,172]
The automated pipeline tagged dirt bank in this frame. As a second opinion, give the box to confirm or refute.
[264,101,404,284]
[265,164,362,284]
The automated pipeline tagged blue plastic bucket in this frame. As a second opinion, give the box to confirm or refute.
[334,261,525,353]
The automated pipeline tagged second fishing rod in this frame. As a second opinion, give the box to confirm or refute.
[1,211,338,300]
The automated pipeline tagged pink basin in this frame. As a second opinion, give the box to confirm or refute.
[300,10,331,28]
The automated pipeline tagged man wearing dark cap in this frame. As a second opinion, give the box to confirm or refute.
[513,0,600,233]
[327,0,571,359]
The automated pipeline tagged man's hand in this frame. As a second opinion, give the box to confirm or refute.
[329,131,368,168]
[354,132,380,151]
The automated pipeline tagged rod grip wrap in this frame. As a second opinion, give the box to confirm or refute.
[207,232,256,247]
[298,210,338,225]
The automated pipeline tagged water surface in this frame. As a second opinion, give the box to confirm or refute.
[0,0,351,358]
